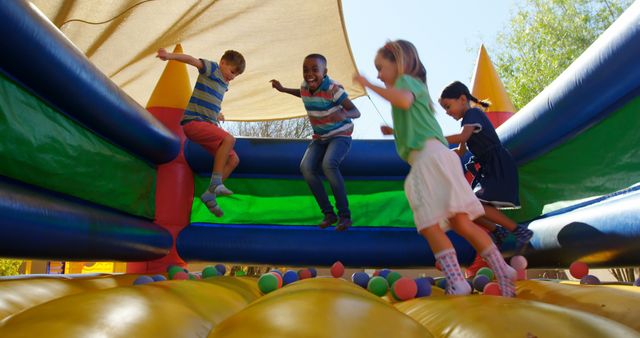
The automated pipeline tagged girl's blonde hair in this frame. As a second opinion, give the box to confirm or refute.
[377,39,435,111]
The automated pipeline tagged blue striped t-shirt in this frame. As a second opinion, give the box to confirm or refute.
[181,59,228,125]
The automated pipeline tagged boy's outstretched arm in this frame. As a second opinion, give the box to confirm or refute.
[156,48,204,71]
[270,79,301,97]
[341,98,361,119]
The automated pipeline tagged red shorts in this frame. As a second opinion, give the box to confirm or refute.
[182,121,238,159]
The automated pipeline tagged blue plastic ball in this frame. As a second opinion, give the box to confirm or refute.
[151,274,167,282]
[414,277,432,297]
[282,270,299,285]
[133,275,154,285]
[351,272,370,288]
[634,278,640,287]
[423,276,435,285]
[215,264,226,276]
[378,269,391,278]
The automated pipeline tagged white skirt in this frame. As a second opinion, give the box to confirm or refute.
[405,139,484,232]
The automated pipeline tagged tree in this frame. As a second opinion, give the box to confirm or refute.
[224,117,313,139]
[494,0,633,109]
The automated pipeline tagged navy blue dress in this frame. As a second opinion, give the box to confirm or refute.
[462,108,520,208]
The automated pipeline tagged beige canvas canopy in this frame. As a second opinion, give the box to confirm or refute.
[31,0,365,121]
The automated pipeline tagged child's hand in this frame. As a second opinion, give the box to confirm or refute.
[269,79,284,92]
[353,73,370,87]
[156,48,168,61]
[380,125,394,135]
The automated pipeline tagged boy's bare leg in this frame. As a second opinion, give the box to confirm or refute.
[209,134,235,196]
[222,154,239,180]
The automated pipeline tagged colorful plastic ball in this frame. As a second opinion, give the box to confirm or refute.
[483,282,501,296]
[151,274,166,282]
[298,269,312,280]
[351,272,370,288]
[234,270,246,277]
[476,267,494,280]
[472,274,490,292]
[202,266,219,279]
[258,273,280,294]
[378,269,391,278]
[270,269,283,277]
[391,277,417,301]
[172,271,189,280]
[331,261,345,278]
[367,276,389,297]
[283,270,299,285]
[423,276,435,285]
[215,264,226,276]
[569,261,589,279]
[510,255,528,270]
[372,269,380,276]
[133,275,154,285]
[414,277,432,297]
[269,271,283,288]
[516,269,527,281]
[385,271,402,287]
[167,265,185,279]
[308,267,318,277]
[580,274,600,285]
[188,274,198,280]
[634,278,640,287]
[434,277,447,290]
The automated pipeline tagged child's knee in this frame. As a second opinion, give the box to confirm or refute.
[224,134,236,145]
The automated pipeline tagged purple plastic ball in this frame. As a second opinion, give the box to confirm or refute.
[634,278,640,287]
[215,264,226,276]
[151,274,167,282]
[580,274,600,285]
[308,267,317,277]
[414,277,432,297]
[473,274,490,292]
[423,276,435,285]
[351,272,370,288]
[133,275,155,285]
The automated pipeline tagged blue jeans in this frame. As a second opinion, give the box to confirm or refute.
[300,137,351,218]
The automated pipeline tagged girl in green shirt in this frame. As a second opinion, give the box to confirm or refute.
[353,40,516,297]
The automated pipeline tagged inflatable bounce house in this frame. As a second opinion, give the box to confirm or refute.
[1,1,640,336]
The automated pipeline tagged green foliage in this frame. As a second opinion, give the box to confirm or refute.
[0,258,23,276]
[495,0,633,109]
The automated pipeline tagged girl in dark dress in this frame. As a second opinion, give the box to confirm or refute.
[439,81,533,257]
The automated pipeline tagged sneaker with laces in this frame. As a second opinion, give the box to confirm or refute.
[335,217,352,231]
[319,213,338,229]
[465,254,489,279]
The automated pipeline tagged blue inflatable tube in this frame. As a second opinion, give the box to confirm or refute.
[0,1,180,165]
[0,176,172,261]
[525,186,640,268]
[186,138,411,180]
[177,223,475,267]
[498,2,640,164]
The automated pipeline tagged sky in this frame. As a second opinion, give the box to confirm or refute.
[341,0,519,139]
